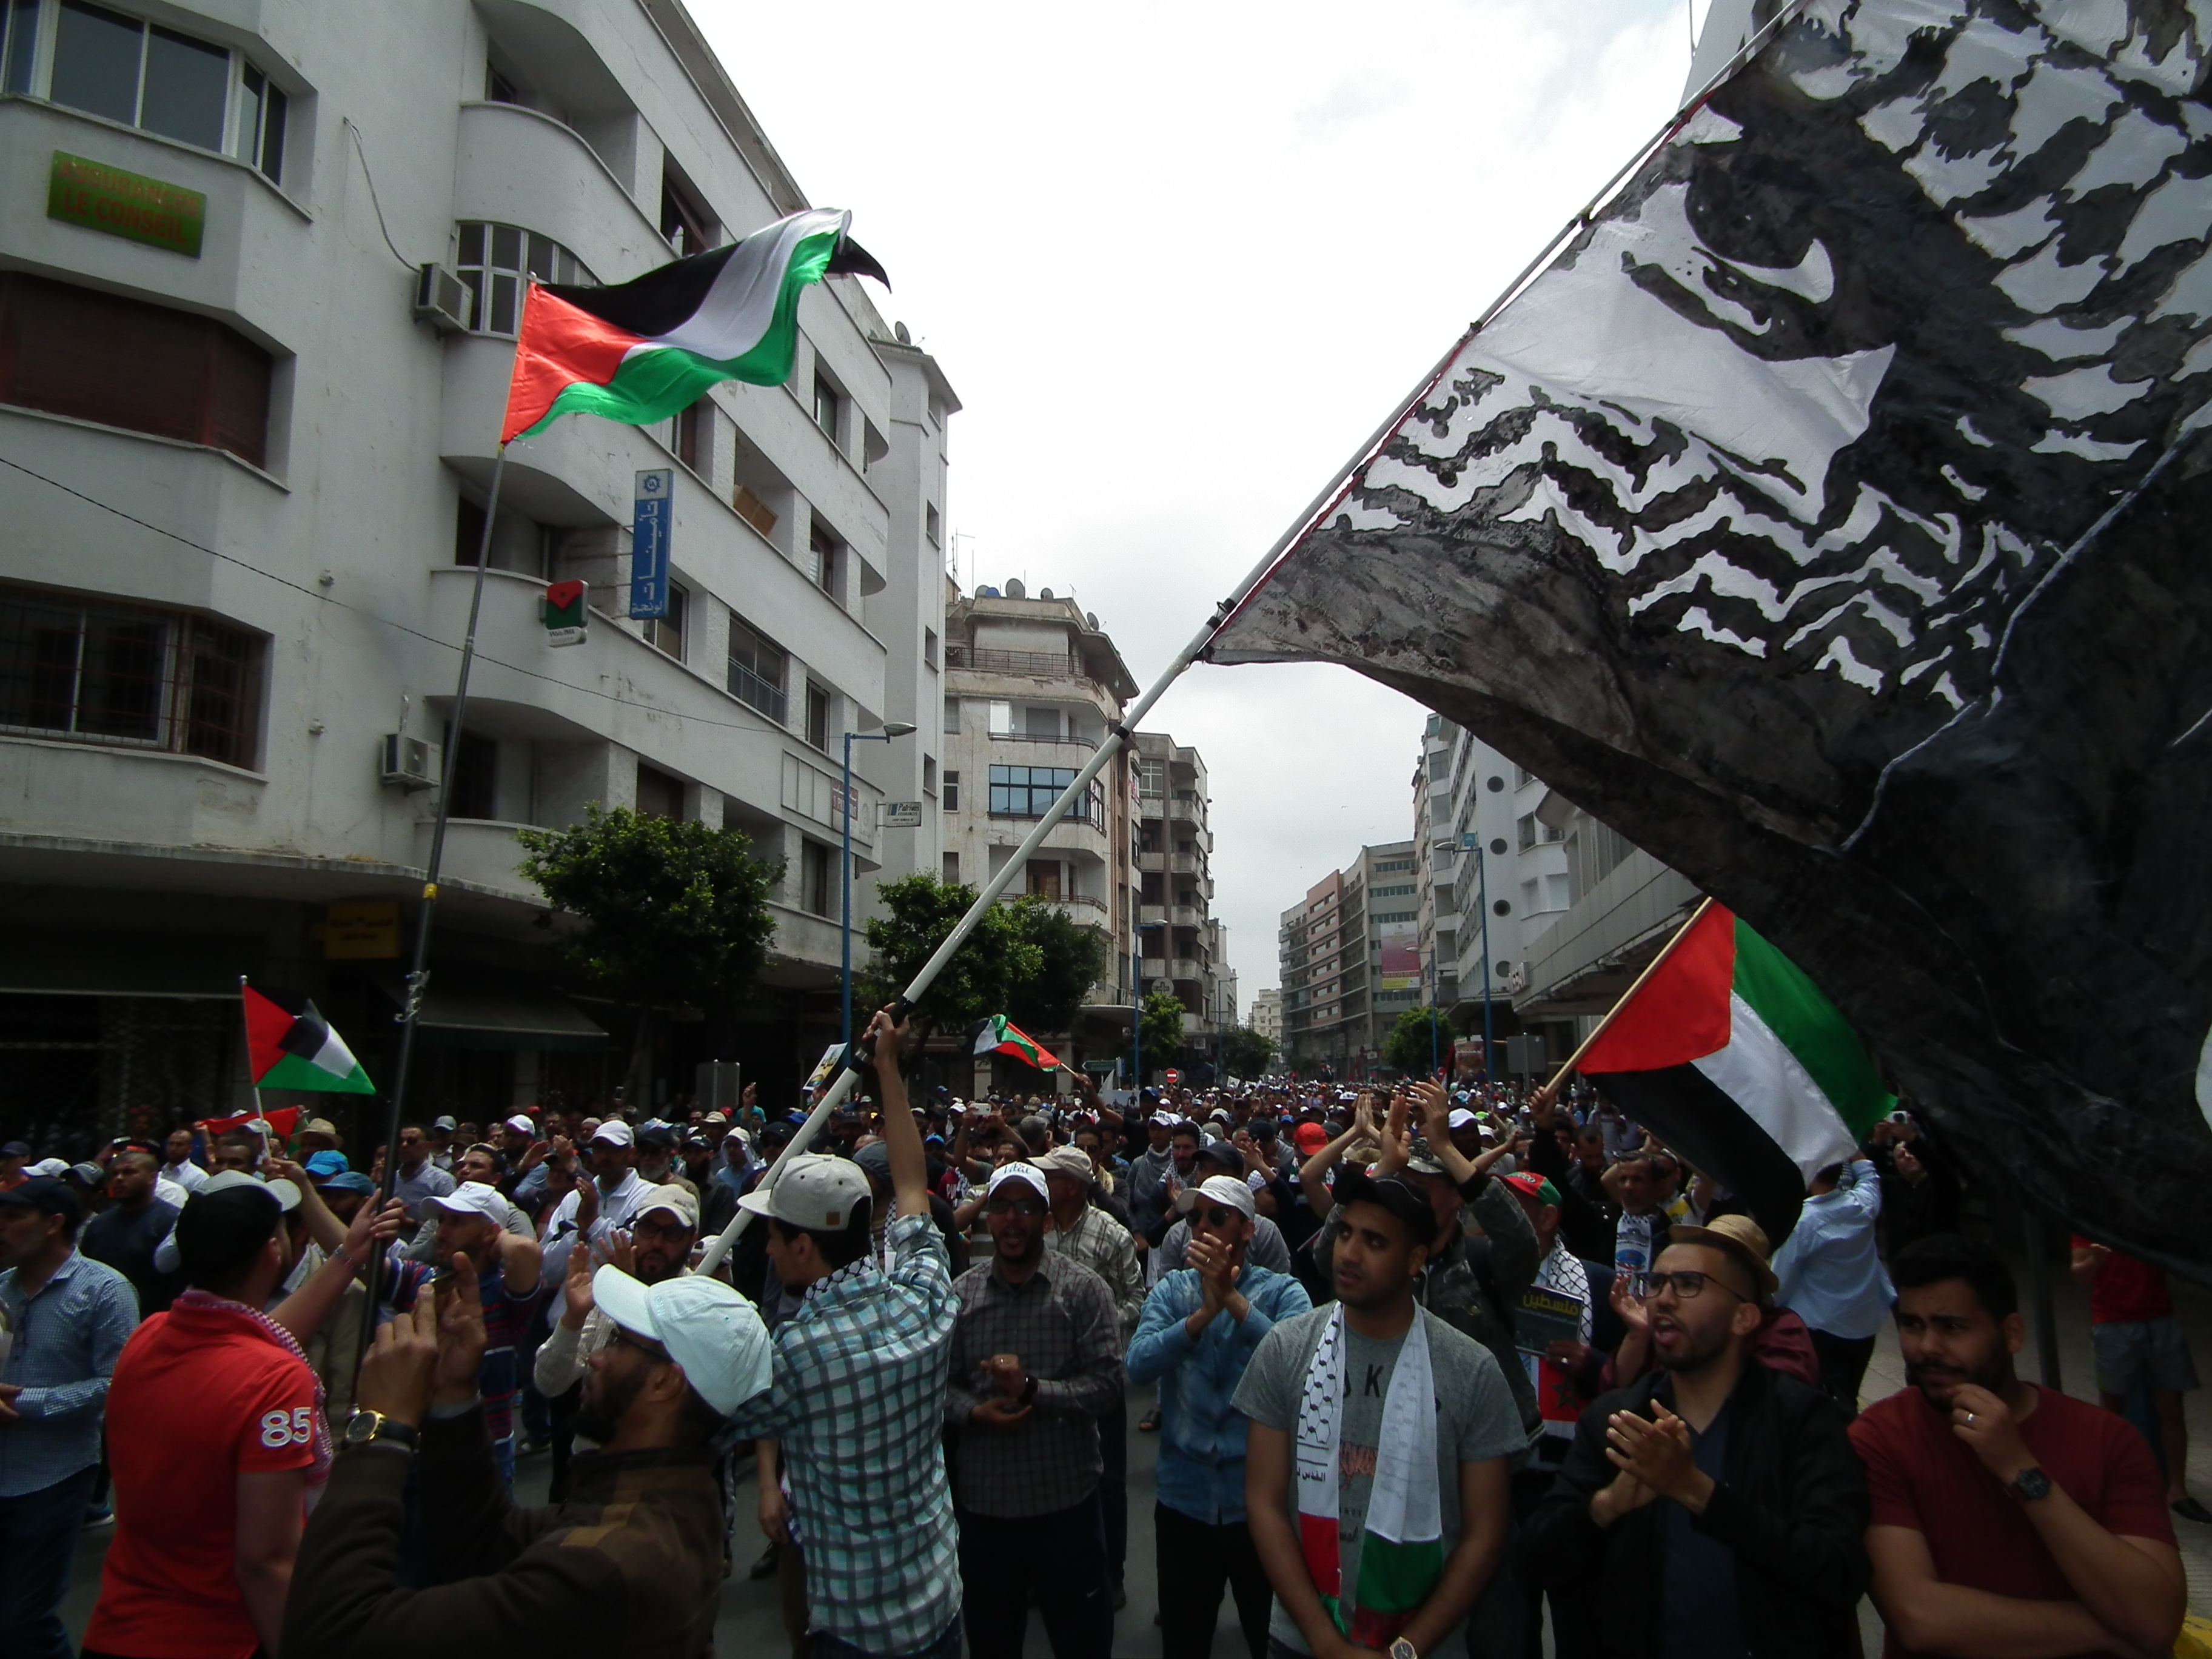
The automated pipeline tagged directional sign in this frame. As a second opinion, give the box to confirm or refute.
[630,469,672,618]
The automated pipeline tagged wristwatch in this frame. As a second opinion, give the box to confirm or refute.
[1390,1639,1420,1659]
[1017,1375,1041,1407]
[2011,1465,2053,1502]
[343,1409,421,1454]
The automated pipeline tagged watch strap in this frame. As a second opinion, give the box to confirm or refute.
[1018,1375,1040,1407]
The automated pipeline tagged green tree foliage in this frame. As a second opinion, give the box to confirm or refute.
[1220,1023,1277,1081]
[1138,989,1186,1076]
[516,806,781,1101]
[860,874,1042,1037]
[1004,899,1111,1036]
[1382,1006,1453,1076]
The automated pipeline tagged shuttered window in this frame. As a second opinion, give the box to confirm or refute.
[0,273,273,468]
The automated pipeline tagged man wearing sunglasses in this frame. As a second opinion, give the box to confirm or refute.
[1524,1215,1871,1659]
[1128,1173,1312,1659]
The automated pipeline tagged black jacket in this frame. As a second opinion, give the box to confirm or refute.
[1523,1361,1869,1659]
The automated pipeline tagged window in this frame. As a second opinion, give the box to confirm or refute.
[2,0,36,95]
[454,223,591,337]
[446,729,497,820]
[804,682,830,751]
[807,522,839,597]
[800,840,834,917]
[0,583,263,767]
[675,399,708,472]
[643,581,686,663]
[1373,884,1415,898]
[484,61,522,105]
[923,628,939,669]
[922,755,937,796]
[1138,759,1165,798]
[1027,859,1062,900]
[812,373,840,444]
[942,851,960,885]
[942,694,959,734]
[988,765,1104,824]
[925,503,942,546]
[635,762,685,820]
[732,484,778,540]
[943,769,959,812]
[726,613,788,724]
[988,700,1014,736]
[38,2,286,178]
[0,273,273,469]
[660,167,714,256]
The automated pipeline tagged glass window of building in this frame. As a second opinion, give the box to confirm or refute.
[32,2,287,178]
[454,223,592,337]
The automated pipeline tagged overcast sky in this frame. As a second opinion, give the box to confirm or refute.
[697,0,1712,1004]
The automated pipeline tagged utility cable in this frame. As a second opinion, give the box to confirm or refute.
[343,117,417,272]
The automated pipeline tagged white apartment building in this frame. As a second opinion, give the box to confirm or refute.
[0,0,953,1149]
[1250,987,1282,1053]
[939,580,1138,1082]
[1132,730,1232,1061]
[1278,840,1415,1079]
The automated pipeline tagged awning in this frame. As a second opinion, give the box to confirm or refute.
[378,976,608,1053]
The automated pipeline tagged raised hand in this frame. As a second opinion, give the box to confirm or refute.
[431,1252,488,1408]
[344,1198,406,1267]
[355,1300,440,1427]
[559,1230,595,1329]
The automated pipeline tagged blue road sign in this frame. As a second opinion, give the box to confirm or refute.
[630,469,673,618]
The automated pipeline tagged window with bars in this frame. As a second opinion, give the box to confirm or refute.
[18,1,287,179]
[454,223,592,337]
[988,765,1104,824]
[0,585,263,768]
[725,613,787,725]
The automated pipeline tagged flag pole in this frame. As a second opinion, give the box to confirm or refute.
[360,440,512,1341]
[236,975,271,1164]
[1535,896,1715,1105]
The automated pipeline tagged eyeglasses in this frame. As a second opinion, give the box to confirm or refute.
[985,1198,1046,1218]
[1631,1270,1746,1303]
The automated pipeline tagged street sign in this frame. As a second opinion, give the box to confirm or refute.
[322,901,400,960]
[542,580,588,646]
[1164,1068,1181,1085]
[1459,832,1481,850]
[880,800,922,829]
[630,469,672,618]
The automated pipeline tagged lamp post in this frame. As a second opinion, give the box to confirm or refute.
[842,720,917,1050]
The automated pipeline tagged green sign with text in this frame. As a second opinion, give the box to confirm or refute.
[47,152,204,257]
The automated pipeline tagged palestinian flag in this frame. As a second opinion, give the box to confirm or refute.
[1578,904,1891,1245]
[242,983,375,1094]
[502,208,890,442]
[198,1106,301,1144]
[968,1016,1061,1072]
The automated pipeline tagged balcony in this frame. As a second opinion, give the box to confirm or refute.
[1139,904,1202,928]
[947,645,1114,691]
[1134,851,1206,877]
[1034,893,1110,925]
[1143,957,1202,980]
[990,730,1101,753]
[1137,796,1205,825]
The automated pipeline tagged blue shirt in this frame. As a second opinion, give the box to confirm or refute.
[1126,1263,1312,1524]
[1771,1159,1892,1341]
[1658,1401,1743,1659]
[0,1249,140,1495]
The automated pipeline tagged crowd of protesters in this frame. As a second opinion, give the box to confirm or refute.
[0,1014,2199,1659]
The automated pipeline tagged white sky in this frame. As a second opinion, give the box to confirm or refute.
[695,0,1711,1005]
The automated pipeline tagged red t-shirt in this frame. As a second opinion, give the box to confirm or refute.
[2072,1237,2173,1324]
[85,1301,321,1659]
[1851,1384,2174,1659]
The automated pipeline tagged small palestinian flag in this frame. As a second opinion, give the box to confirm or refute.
[1579,903,1892,1245]
[242,982,375,1094]
[968,1015,1061,1072]
[501,207,889,443]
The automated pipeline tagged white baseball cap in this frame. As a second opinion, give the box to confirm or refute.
[589,1265,773,1416]
[199,1169,303,1212]
[737,1152,870,1230]
[1447,1108,1478,1130]
[987,1162,1050,1204]
[588,1121,635,1149]
[503,1115,535,1136]
[1188,1174,1256,1221]
[427,1181,508,1224]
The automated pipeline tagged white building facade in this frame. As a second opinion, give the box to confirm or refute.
[0,0,951,1148]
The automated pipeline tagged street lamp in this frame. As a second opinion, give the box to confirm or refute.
[842,720,917,1049]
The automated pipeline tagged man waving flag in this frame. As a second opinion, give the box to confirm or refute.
[502,207,890,441]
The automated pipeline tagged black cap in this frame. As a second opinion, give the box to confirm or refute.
[0,1176,83,1226]
[1335,1167,1439,1248]
[173,1183,283,1285]
[635,1125,678,1153]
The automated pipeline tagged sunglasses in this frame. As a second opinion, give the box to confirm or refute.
[1631,1270,1746,1303]
[986,1198,1046,1218]
[1197,1205,1242,1229]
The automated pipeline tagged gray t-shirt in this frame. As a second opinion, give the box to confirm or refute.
[1233,1304,1524,1654]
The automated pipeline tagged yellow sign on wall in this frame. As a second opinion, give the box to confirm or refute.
[323,902,401,960]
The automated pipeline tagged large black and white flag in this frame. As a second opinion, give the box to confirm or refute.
[1210,0,2212,1265]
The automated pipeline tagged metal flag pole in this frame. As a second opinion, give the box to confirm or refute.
[360,441,512,1341]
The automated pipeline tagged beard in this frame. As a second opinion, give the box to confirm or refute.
[1907,1350,2009,1407]
[574,1358,648,1444]
[1655,1316,1732,1376]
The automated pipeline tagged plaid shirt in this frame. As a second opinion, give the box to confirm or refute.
[945,1248,1123,1518]
[1047,1203,1145,1342]
[729,1213,960,1655]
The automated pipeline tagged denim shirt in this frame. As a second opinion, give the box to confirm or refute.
[0,1249,140,1496]
[1126,1264,1312,1524]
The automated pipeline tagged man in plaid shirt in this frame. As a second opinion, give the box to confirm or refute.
[729,1008,962,1659]
[948,1160,1125,1659]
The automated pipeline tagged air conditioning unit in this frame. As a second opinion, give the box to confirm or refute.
[411,263,469,334]
[379,732,439,790]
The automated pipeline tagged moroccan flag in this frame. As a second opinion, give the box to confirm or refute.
[242,984,375,1094]
[1578,906,1891,1245]
[968,1016,1061,1072]
[1204,0,2212,1271]
[502,208,889,441]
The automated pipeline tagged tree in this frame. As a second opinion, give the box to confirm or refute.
[516,806,781,1104]
[1220,1024,1277,1081]
[1382,1006,1453,1076]
[1003,900,1110,1037]
[1138,990,1185,1079]
[859,874,1042,1039]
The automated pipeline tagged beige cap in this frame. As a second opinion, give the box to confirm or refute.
[634,1182,700,1230]
[1668,1213,1780,1297]
[1035,1145,1095,1185]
